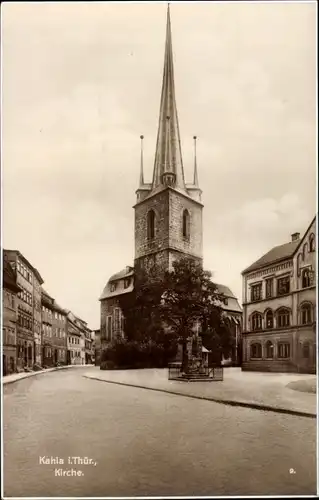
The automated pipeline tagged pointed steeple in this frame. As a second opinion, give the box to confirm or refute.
[139,135,144,186]
[151,4,186,192]
[193,135,199,186]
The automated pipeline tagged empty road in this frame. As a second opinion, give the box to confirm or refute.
[3,367,316,497]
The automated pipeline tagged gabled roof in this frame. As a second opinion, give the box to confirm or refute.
[242,216,316,275]
[4,249,44,284]
[242,240,299,275]
[294,215,316,254]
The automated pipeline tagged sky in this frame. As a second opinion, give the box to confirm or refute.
[2,1,317,330]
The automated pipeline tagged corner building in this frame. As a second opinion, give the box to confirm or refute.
[100,6,241,353]
[242,217,316,373]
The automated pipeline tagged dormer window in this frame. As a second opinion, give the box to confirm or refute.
[147,210,155,239]
[124,278,131,289]
[182,209,190,240]
[110,283,117,293]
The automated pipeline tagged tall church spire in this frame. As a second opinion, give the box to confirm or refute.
[151,4,186,192]
[139,135,144,186]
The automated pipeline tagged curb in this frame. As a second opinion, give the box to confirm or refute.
[83,375,316,419]
[2,365,90,386]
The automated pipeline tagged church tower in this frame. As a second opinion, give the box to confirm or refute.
[134,4,203,281]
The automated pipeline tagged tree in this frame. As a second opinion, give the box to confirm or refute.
[159,257,231,371]
[118,257,233,371]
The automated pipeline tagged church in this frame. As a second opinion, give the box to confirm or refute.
[99,5,242,362]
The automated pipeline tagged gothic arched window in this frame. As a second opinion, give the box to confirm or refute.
[147,210,155,239]
[302,268,311,288]
[265,341,274,359]
[182,209,190,240]
[265,310,274,329]
[250,343,262,359]
[301,303,312,325]
[309,234,315,252]
[251,312,262,331]
[277,307,290,328]
[303,242,308,260]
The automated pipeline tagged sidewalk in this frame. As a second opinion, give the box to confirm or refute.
[2,364,94,386]
[84,366,317,418]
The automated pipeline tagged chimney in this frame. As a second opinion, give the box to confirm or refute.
[291,232,300,242]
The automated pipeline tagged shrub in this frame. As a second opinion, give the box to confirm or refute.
[100,338,177,370]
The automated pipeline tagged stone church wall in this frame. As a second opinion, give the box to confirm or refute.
[134,190,169,259]
[169,190,203,258]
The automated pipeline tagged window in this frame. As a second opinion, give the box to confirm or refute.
[124,278,131,289]
[309,234,315,252]
[277,276,290,296]
[182,209,190,240]
[265,341,274,359]
[277,308,290,328]
[301,303,312,325]
[303,243,308,260]
[302,343,310,358]
[278,343,290,359]
[147,210,155,239]
[297,254,302,276]
[251,312,262,331]
[251,283,262,302]
[114,308,120,331]
[250,343,262,359]
[265,278,273,298]
[302,268,311,288]
[107,316,112,341]
[265,310,274,329]
[110,283,117,293]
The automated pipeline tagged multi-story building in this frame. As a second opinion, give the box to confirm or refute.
[241,217,316,373]
[99,6,241,355]
[41,289,54,366]
[66,311,83,365]
[52,303,68,365]
[2,260,21,375]
[84,328,94,364]
[41,289,67,366]
[3,250,44,369]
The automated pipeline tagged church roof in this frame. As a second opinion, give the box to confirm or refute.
[215,283,236,299]
[215,283,242,314]
[242,240,300,274]
[109,267,134,283]
[99,267,134,300]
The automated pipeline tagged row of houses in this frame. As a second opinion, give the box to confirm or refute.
[2,249,94,376]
